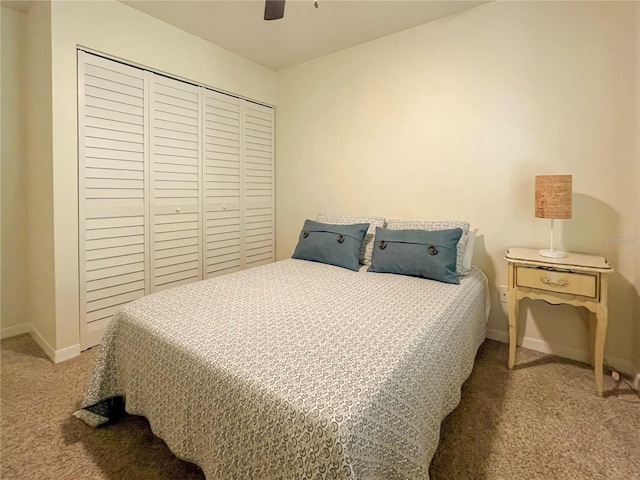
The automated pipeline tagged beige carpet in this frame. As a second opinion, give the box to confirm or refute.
[1,334,638,479]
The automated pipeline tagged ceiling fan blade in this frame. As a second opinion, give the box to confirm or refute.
[264,0,285,20]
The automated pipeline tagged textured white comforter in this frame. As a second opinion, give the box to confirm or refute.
[78,258,488,479]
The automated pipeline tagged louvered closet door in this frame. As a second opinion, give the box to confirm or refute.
[78,52,149,350]
[202,90,242,277]
[243,103,275,268]
[149,74,202,291]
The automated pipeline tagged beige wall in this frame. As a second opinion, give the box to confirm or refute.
[276,1,640,373]
[10,0,277,360]
[636,106,640,384]
[1,2,57,353]
[25,1,57,351]
[1,6,28,334]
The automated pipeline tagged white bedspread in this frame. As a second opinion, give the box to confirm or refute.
[78,258,488,479]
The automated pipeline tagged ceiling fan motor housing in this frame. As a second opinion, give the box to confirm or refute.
[264,0,286,20]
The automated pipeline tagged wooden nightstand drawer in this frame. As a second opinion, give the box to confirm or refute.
[516,266,597,298]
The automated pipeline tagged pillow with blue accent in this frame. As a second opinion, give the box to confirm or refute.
[292,219,370,271]
[368,227,462,284]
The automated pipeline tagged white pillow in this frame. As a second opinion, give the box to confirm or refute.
[315,213,386,265]
[386,219,471,276]
[463,228,477,273]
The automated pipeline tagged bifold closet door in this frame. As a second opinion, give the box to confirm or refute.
[243,103,275,268]
[202,94,275,276]
[79,52,274,348]
[202,90,243,277]
[78,52,149,350]
[149,74,203,291]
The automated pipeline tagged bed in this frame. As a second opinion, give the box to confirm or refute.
[76,217,489,480]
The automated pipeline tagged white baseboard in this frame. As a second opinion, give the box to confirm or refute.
[27,324,56,361]
[54,343,81,363]
[485,328,635,376]
[1,322,80,363]
[485,328,508,344]
[1,323,31,339]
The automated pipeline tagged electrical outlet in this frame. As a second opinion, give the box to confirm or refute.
[498,286,508,303]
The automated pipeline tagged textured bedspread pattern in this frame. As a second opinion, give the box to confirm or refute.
[79,259,488,479]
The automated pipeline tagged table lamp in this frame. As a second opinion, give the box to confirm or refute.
[535,174,572,258]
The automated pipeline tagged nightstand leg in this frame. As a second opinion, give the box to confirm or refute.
[579,308,597,368]
[588,312,596,369]
[508,292,518,369]
[594,305,608,396]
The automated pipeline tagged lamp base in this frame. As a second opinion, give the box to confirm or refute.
[539,249,566,259]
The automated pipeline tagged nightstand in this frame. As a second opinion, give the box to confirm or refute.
[504,247,613,396]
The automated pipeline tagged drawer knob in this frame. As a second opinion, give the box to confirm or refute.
[539,276,569,288]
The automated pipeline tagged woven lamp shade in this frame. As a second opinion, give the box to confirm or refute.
[535,175,572,219]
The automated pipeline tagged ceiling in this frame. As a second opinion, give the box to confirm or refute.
[120,0,488,71]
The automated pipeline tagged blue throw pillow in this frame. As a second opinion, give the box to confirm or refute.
[292,220,370,271]
[368,227,462,284]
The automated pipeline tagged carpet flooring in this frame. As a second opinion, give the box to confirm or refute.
[1,334,638,479]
